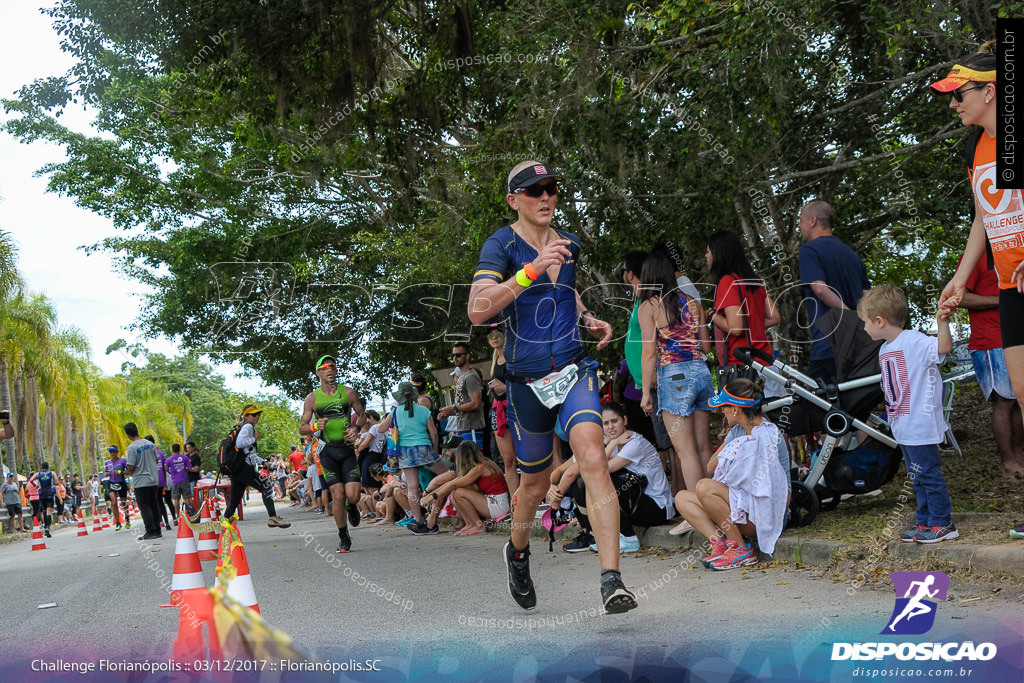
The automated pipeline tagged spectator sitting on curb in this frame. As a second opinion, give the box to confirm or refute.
[675,379,790,571]
[425,441,510,536]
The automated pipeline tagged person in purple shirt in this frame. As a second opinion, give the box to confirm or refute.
[164,443,193,524]
[104,445,130,530]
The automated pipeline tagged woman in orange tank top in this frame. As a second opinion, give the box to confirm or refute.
[937,41,1024,538]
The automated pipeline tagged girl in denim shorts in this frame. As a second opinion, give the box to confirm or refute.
[638,252,714,497]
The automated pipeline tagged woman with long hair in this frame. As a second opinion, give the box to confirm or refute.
[638,251,714,497]
[706,230,782,394]
[425,441,510,535]
[937,41,1024,538]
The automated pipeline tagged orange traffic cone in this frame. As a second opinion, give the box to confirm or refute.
[217,522,260,613]
[76,517,89,537]
[196,504,218,562]
[31,516,47,551]
[169,512,214,660]
[101,507,110,529]
[92,508,103,533]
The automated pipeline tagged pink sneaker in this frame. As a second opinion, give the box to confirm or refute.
[709,542,757,571]
[701,537,729,567]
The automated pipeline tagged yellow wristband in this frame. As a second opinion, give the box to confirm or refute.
[515,268,533,287]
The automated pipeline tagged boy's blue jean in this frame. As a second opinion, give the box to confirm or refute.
[900,444,953,528]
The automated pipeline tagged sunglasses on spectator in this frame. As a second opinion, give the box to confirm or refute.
[487,331,503,338]
[516,182,559,198]
[452,352,468,358]
[951,83,988,103]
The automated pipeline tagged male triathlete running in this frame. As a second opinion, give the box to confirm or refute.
[104,445,130,530]
[467,160,636,614]
[299,355,366,553]
[28,461,56,538]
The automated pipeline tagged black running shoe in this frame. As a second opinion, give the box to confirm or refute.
[562,531,594,553]
[601,575,638,615]
[409,521,439,535]
[504,541,536,610]
[44,528,52,538]
[337,528,352,553]
[347,501,360,528]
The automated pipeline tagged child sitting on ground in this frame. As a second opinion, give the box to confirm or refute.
[858,285,957,544]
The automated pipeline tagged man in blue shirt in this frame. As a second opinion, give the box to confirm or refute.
[798,200,871,384]
[468,160,636,615]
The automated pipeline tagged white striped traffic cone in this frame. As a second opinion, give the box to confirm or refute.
[102,508,111,530]
[31,516,47,551]
[169,513,214,660]
[196,503,218,563]
[217,523,260,613]
[76,516,89,537]
[92,508,103,533]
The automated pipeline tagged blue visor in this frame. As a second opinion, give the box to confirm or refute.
[708,388,762,409]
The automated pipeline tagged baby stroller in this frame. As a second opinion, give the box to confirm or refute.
[735,309,902,527]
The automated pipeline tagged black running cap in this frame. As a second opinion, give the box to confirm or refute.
[508,164,562,193]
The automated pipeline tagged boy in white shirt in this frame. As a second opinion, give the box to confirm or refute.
[858,285,958,543]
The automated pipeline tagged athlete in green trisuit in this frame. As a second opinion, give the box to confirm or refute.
[299,354,366,553]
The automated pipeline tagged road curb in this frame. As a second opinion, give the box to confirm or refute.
[459,516,1024,579]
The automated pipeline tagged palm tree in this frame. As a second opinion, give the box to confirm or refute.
[0,228,24,472]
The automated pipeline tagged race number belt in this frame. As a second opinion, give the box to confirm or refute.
[526,364,580,409]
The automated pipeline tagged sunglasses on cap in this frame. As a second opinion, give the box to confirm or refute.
[951,83,988,103]
[515,181,559,198]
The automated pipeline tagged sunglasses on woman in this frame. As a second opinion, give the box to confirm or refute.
[951,83,988,103]
[518,182,559,198]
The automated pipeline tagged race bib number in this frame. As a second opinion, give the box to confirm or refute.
[527,364,580,409]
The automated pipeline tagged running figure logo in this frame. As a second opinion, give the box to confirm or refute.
[880,571,949,635]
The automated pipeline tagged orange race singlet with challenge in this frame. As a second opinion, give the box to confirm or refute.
[972,132,1024,288]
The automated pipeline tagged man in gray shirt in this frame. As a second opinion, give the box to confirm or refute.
[2,472,24,532]
[123,422,162,540]
[438,342,486,448]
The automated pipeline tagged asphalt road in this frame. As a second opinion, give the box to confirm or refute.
[2,504,1022,682]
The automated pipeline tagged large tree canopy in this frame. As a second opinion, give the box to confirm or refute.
[6,0,1020,394]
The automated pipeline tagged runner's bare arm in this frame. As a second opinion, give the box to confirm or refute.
[941,199,988,308]
[298,393,321,436]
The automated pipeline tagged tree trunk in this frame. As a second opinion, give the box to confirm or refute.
[0,359,13,474]
[13,371,27,473]
[48,403,61,471]
[25,369,42,469]
[87,430,97,477]
[73,415,85,481]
